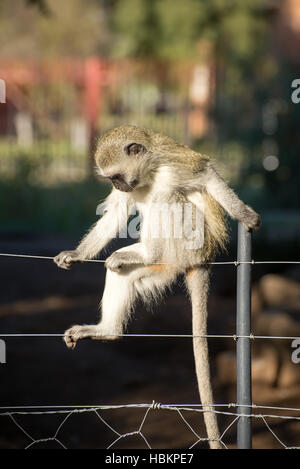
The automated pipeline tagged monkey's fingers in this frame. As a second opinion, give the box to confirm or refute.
[54,252,78,270]
[105,258,123,272]
[243,217,261,232]
[105,264,123,273]
[64,334,77,349]
[242,209,261,232]
[252,215,261,230]
[63,325,84,349]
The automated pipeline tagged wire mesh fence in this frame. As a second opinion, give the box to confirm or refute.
[0,227,300,449]
[0,402,300,449]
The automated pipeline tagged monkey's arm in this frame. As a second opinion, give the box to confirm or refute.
[54,190,131,269]
[205,165,261,231]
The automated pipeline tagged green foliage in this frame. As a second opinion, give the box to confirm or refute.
[0,145,110,235]
[0,169,110,235]
[1,0,300,236]
[0,0,270,62]
[111,0,269,61]
[0,0,111,59]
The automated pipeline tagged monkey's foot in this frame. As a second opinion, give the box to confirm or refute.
[63,325,120,349]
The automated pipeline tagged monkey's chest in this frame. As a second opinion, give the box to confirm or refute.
[136,196,204,243]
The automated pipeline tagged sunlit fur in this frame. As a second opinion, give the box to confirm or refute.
[54,124,260,450]
[95,125,228,265]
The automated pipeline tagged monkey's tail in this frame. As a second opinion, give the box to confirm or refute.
[185,266,222,450]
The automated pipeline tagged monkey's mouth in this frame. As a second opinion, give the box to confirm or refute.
[110,175,138,192]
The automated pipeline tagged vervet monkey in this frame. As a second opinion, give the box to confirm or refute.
[54,125,260,449]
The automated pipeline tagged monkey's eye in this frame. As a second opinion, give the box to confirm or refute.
[125,143,146,156]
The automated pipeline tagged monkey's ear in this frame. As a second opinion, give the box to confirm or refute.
[125,143,146,156]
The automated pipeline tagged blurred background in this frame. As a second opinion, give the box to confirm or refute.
[0,0,300,449]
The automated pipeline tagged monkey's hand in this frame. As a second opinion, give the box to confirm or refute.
[241,206,261,232]
[105,251,144,273]
[54,250,83,270]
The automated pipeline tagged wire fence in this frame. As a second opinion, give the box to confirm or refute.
[0,225,300,449]
[0,402,300,449]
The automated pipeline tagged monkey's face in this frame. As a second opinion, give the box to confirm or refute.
[95,125,155,192]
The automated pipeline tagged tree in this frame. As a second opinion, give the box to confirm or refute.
[0,0,111,59]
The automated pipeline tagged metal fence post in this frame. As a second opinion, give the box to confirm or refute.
[236,222,252,449]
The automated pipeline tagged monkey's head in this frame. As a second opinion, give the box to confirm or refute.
[95,124,210,192]
[95,125,157,192]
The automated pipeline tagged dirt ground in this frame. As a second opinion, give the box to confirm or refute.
[0,235,299,449]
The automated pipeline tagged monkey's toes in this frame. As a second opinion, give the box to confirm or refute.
[63,325,122,348]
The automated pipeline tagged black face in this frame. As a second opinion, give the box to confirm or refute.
[109,174,138,192]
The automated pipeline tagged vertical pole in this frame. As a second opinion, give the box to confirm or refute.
[236,222,252,449]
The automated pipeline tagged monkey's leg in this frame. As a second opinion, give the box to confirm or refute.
[185,266,222,449]
[64,262,178,349]
[63,268,134,348]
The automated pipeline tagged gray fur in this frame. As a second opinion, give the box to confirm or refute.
[54,125,260,449]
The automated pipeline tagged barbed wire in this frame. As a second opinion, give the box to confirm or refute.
[1,252,300,265]
[1,401,300,414]
[0,333,299,340]
[0,402,299,449]
[1,252,299,339]
[1,251,300,449]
